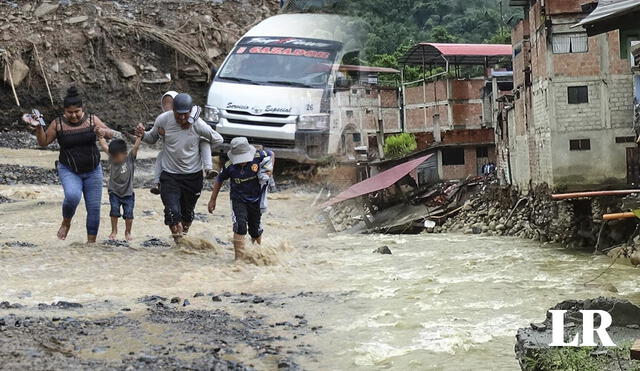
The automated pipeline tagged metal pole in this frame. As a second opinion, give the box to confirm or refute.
[422,46,428,131]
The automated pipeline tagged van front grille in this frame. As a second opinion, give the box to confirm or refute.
[226,118,286,127]
[221,135,295,149]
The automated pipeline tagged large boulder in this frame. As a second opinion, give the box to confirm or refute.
[515,297,640,370]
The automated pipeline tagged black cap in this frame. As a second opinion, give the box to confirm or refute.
[173,93,193,113]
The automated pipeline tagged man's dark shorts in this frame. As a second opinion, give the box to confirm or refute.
[160,171,203,226]
[109,192,135,220]
[231,199,262,238]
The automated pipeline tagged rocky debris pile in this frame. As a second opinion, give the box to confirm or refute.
[141,237,171,248]
[0,164,58,185]
[434,184,637,250]
[437,185,574,243]
[515,297,640,370]
[0,194,13,204]
[0,131,58,150]
[605,235,640,266]
[0,293,313,370]
[326,199,362,232]
[0,0,278,131]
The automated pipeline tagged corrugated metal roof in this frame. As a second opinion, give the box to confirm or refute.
[399,43,512,66]
[322,154,433,207]
[574,0,640,35]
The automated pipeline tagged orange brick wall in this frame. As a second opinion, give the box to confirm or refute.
[451,103,483,128]
[379,89,399,107]
[450,79,484,100]
[405,80,448,105]
[547,0,583,14]
[405,105,449,132]
[553,36,602,77]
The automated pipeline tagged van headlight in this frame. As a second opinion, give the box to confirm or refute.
[298,114,329,130]
[204,105,220,123]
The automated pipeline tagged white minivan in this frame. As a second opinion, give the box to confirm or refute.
[204,13,362,163]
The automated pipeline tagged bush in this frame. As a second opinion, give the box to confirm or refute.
[383,133,417,159]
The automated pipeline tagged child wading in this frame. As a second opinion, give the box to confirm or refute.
[208,137,273,261]
[98,132,142,241]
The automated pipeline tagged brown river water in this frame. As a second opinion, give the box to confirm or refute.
[1,148,640,370]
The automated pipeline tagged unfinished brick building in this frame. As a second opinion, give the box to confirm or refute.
[400,43,512,179]
[500,0,636,190]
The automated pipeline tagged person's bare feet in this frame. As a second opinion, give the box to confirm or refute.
[109,231,117,240]
[87,235,97,244]
[57,220,71,240]
[125,232,133,241]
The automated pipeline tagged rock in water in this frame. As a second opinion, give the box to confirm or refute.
[373,246,392,254]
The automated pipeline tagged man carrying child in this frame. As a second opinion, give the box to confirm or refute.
[208,137,273,261]
[97,129,142,241]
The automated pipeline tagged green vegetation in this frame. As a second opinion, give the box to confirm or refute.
[384,133,417,159]
[325,0,520,84]
[524,342,640,371]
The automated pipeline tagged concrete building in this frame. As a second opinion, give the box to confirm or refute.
[499,0,636,191]
[399,43,512,180]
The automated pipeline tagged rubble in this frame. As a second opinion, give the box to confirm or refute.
[0,0,278,131]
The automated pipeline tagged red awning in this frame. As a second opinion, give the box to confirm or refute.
[323,154,433,207]
[399,43,512,66]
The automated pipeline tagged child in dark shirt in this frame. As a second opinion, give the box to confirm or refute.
[207,137,272,261]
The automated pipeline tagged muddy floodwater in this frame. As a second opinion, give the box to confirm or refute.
[1,150,640,369]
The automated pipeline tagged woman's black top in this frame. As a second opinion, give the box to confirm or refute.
[56,114,100,174]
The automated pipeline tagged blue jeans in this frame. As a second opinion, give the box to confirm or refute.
[57,163,103,236]
[109,192,135,220]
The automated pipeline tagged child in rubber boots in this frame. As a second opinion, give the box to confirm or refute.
[207,137,273,261]
[98,130,142,241]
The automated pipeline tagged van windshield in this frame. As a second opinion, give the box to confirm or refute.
[216,37,341,89]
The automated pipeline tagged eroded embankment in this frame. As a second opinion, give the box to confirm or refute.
[0,0,277,131]
[435,184,640,259]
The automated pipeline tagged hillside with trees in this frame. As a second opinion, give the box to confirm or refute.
[333,0,521,77]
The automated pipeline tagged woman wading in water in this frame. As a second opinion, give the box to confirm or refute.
[23,86,118,243]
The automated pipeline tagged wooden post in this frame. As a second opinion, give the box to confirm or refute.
[32,43,54,106]
[3,57,20,106]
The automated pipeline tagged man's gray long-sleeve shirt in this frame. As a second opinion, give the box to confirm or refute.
[143,111,223,175]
